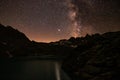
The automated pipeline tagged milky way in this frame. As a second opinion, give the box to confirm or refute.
[69,0,120,36]
[0,0,120,42]
[66,0,81,37]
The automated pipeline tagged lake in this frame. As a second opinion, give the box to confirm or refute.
[0,58,70,80]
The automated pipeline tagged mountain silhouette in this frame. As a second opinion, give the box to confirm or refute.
[0,24,72,58]
[0,24,31,57]
[0,24,30,44]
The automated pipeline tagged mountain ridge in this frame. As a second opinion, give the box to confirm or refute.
[0,24,120,80]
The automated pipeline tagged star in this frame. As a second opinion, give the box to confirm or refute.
[57,29,61,32]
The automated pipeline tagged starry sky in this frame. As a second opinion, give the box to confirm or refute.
[0,0,120,42]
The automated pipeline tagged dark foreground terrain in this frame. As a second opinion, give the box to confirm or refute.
[0,24,120,80]
[62,31,120,80]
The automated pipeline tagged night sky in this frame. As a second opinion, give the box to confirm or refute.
[0,0,120,42]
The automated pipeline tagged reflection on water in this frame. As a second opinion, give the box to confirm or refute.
[55,62,60,80]
[0,59,70,80]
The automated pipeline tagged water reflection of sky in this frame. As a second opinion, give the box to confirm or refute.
[0,60,70,80]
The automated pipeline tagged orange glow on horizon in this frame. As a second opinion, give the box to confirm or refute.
[29,37,63,43]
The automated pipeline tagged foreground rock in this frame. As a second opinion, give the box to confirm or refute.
[62,31,120,80]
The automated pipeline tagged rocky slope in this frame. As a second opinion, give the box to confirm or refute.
[0,24,31,57]
[62,31,120,80]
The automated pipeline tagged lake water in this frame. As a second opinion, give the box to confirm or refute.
[0,59,70,80]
